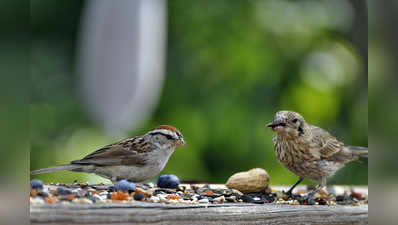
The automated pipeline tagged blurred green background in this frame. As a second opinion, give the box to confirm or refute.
[30,0,367,185]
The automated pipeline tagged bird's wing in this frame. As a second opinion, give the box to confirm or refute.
[310,125,344,159]
[71,136,154,167]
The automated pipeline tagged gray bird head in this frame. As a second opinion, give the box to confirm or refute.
[267,111,306,137]
[147,125,186,150]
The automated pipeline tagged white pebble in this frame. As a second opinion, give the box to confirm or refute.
[150,196,160,203]
[73,198,93,204]
[158,194,168,202]
[99,191,108,196]
[198,198,209,204]
[213,196,225,203]
[92,194,103,201]
[30,197,45,205]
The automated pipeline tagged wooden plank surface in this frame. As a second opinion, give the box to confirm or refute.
[30,202,368,225]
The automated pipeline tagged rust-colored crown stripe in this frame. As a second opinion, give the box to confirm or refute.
[155,125,181,134]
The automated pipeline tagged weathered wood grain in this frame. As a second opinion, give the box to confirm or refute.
[30,202,368,225]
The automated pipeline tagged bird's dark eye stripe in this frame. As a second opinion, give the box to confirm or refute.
[151,132,176,140]
[292,119,298,123]
[165,134,174,140]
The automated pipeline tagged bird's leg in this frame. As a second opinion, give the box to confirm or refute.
[284,177,303,197]
[299,177,327,204]
[305,184,323,200]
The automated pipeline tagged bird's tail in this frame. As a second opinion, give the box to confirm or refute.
[30,164,82,175]
[347,146,368,158]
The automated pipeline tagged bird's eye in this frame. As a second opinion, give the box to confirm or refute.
[292,118,298,123]
[165,134,174,140]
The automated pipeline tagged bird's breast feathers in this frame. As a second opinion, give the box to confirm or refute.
[273,134,320,167]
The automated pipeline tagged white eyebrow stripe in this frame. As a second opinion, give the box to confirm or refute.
[148,129,179,139]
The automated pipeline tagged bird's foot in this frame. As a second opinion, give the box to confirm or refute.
[297,185,324,205]
[297,194,317,205]
[282,190,298,200]
[282,190,292,197]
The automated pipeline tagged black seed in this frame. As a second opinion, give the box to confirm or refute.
[240,195,254,203]
[336,194,350,202]
[37,191,49,198]
[57,187,72,196]
[153,190,166,196]
[225,197,235,203]
[317,198,328,205]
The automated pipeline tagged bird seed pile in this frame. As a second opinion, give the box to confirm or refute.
[30,182,368,206]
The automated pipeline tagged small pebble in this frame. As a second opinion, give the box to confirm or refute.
[225,197,235,203]
[73,198,93,204]
[157,174,180,189]
[30,179,44,190]
[213,196,225,203]
[336,195,347,202]
[133,193,145,201]
[30,197,45,205]
[147,183,155,188]
[99,191,109,196]
[240,195,254,203]
[57,187,72,196]
[231,189,244,196]
[90,194,102,202]
[158,194,168,202]
[37,191,49,198]
[149,196,160,203]
[198,198,209,204]
[115,180,136,193]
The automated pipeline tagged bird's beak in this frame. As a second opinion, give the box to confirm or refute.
[266,122,275,128]
[266,120,286,130]
[177,138,187,147]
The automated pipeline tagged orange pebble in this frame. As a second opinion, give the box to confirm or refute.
[111,191,129,201]
[46,197,57,204]
[30,189,38,197]
[350,192,362,200]
[205,190,213,196]
[167,194,180,200]
[135,189,152,197]
[65,194,76,200]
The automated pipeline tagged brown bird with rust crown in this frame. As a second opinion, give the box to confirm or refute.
[267,111,367,201]
[31,125,186,183]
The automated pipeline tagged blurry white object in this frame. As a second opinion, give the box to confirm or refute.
[77,0,166,136]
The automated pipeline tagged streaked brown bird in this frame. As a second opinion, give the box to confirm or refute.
[267,111,367,200]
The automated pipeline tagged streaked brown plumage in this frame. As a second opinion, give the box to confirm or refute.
[267,111,367,200]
